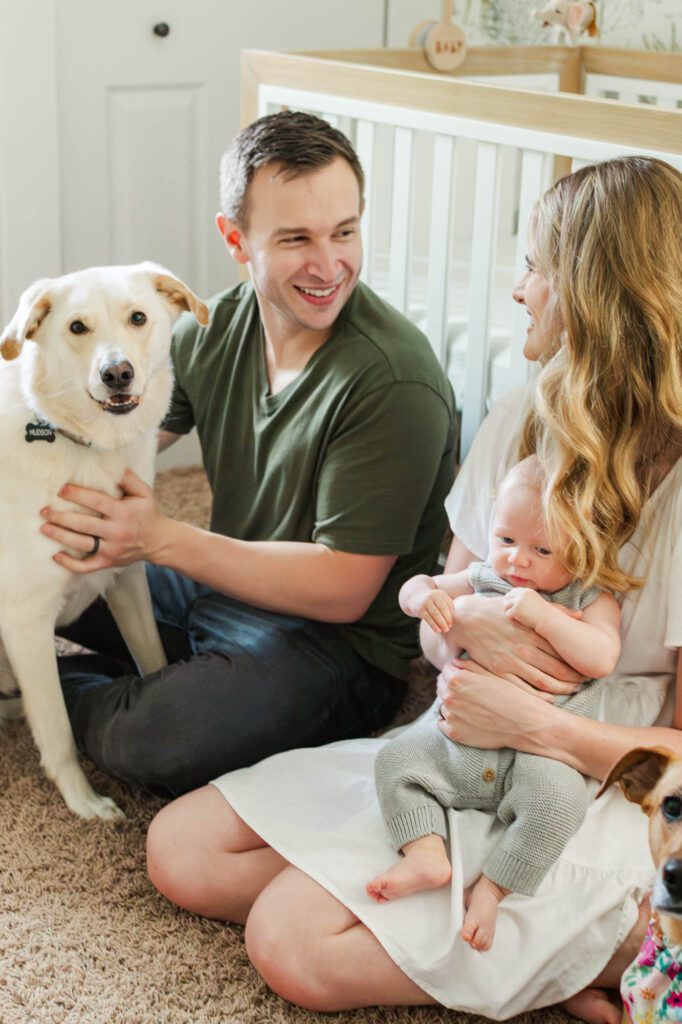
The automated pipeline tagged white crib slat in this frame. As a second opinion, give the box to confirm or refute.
[425,134,454,366]
[618,91,641,106]
[509,149,554,390]
[355,120,375,286]
[657,97,679,111]
[257,91,271,119]
[389,127,413,314]
[462,141,500,457]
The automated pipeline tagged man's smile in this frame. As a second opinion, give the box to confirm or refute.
[293,280,345,306]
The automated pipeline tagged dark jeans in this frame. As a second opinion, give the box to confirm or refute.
[58,565,406,797]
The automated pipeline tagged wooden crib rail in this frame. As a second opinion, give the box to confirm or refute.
[294,46,682,92]
[241,51,681,163]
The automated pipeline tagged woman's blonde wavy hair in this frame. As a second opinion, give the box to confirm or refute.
[519,156,682,593]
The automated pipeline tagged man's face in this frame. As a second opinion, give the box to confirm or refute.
[225,157,363,339]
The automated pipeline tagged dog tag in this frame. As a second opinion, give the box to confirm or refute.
[25,421,56,443]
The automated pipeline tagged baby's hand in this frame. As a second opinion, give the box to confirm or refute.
[503,587,545,629]
[418,589,456,633]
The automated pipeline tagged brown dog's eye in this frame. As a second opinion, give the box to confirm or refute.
[663,796,682,821]
[69,320,88,335]
[130,311,147,326]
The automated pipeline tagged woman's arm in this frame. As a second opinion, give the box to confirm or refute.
[504,589,622,680]
[671,653,682,731]
[437,650,682,781]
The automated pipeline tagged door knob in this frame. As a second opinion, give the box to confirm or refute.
[153,22,170,37]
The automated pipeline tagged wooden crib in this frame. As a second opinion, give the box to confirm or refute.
[240,46,682,457]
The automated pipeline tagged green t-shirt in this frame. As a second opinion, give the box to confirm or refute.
[164,280,456,679]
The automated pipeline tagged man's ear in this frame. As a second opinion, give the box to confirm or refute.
[137,262,209,326]
[596,746,675,806]
[216,214,249,266]
[0,279,53,360]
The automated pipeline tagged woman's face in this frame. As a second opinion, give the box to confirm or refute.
[512,256,553,362]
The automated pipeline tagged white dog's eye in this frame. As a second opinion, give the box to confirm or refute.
[130,311,147,326]
[69,320,88,335]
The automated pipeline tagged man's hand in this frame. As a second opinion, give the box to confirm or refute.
[39,469,167,574]
[418,588,456,633]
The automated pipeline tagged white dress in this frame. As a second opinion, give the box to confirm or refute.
[212,389,682,1019]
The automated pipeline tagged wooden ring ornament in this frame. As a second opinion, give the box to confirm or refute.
[409,1,466,73]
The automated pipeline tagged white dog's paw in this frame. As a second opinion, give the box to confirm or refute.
[54,763,126,821]
[77,792,126,822]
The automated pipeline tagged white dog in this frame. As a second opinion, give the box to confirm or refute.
[0,263,208,820]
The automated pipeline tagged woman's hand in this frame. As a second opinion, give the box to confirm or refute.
[39,469,169,574]
[436,658,557,750]
[449,593,584,695]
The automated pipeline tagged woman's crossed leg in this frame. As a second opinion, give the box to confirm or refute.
[146,788,434,1010]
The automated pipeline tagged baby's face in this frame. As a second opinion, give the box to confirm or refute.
[489,485,573,593]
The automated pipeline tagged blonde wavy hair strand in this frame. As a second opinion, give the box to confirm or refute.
[519,156,682,593]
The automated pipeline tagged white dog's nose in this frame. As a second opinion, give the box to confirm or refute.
[100,360,134,391]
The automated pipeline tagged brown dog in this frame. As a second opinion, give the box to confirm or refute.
[598,747,682,1021]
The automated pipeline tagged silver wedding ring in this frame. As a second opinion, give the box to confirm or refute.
[84,535,100,558]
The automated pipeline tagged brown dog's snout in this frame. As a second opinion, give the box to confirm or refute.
[663,859,682,901]
[100,360,134,391]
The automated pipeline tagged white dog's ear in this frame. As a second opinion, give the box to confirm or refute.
[0,279,53,360]
[139,263,209,327]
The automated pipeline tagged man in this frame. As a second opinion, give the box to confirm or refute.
[47,111,456,796]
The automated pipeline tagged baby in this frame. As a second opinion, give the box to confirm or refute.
[367,456,622,951]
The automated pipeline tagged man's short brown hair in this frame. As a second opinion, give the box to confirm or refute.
[219,110,365,227]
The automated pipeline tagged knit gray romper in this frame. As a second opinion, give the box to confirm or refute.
[374,562,603,895]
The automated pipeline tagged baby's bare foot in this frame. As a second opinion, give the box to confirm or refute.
[366,835,451,903]
[461,875,509,951]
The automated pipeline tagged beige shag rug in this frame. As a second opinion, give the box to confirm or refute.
[1,466,575,1024]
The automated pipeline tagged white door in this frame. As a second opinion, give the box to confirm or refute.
[56,0,386,298]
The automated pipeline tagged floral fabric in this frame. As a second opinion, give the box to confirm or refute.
[622,916,682,1023]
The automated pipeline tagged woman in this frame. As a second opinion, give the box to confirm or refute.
[146,156,682,1021]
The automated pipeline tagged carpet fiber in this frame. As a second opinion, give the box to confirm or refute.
[2,466,575,1024]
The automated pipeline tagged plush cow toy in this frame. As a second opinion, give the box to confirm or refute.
[532,1,598,46]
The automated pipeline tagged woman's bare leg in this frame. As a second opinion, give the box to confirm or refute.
[563,897,650,1024]
[245,865,436,1011]
[146,785,287,924]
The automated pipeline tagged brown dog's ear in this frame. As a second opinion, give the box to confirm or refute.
[138,262,209,326]
[596,746,676,805]
[0,279,53,360]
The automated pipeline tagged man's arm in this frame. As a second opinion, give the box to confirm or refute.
[41,471,396,623]
[504,589,622,679]
[157,429,181,453]
[153,516,396,622]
